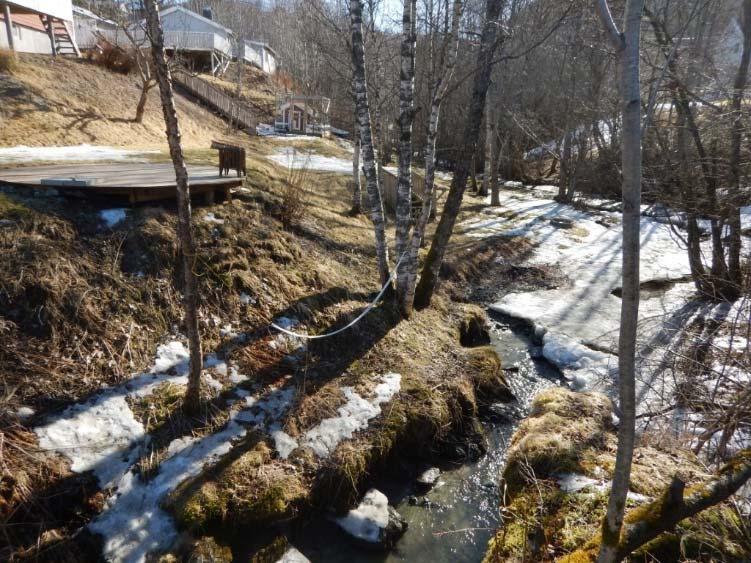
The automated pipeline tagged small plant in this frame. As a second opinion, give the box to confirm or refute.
[0,48,18,73]
[87,42,134,74]
[279,149,310,229]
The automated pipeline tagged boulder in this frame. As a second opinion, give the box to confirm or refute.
[335,489,407,550]
[415,467,441,491]
[276,548,311,563]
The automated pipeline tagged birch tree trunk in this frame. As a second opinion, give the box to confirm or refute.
[350,0,390,286]
[400,0,463,317]
[558,129,572,201]
[144,0,203,415]
[351,116,363,214]
[396,0,418,316]
[594,0,644,560]
[414,0,505,310]
[727,0,751,289]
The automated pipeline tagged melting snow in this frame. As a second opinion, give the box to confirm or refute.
[336,489,390,543]
[268,147,353,175]
[279,373,402,459]
[0,145,157,163]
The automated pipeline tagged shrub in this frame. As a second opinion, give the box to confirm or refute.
[279,150,309,229]
[0,48,18,73]
[87,42,134,74]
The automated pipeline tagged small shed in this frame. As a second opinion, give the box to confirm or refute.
[72,5,116,51]
[240,40,278,74]
[275,94,331,137]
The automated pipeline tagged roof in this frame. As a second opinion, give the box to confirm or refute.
[0,12,46,32]
[245,40,278,59]
[6,1,73,22]
[72,6,116,26]
[159,6,232,36]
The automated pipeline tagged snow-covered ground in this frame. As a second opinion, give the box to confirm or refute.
[0,145,157,164]
[267,146,353,175]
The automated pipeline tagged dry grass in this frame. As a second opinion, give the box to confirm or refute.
[0,48,18,73]
[0,54,238,149]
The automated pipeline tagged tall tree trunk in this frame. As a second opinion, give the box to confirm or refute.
[401,0,463,317]
[728,0,751,289]
[558,129,573,201]
[414,0,505,310]
[350,0,390,285]
[396,0,418,316]
[144,0,203,415]
[595,1,643,561]
[351,117,363,214]
[490,131,503,206]
[482,98,493,197]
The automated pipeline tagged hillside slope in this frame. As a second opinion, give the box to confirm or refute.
[0,55,237,149]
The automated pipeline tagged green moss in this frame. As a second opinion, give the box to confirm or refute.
[0,193,31,220]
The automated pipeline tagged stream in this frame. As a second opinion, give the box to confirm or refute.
[282,312,562,562]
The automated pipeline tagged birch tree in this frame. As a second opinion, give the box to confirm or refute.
[413,0,505,310]
[400,0,463,317]
[144,0,204,415]
[350,0,390,285]
[395,0,418,315]
[594,0,644,560]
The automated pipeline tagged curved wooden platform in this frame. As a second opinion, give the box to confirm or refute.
[0,163,244,204]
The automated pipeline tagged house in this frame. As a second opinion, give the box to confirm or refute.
[240,40,278,74]
[72,5,116,51]
[275,94,331,137]
[0,0,79,56]
[157,6,233,75]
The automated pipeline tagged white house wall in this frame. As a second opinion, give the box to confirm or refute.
[0,22,51,54]
[7,0,72,21]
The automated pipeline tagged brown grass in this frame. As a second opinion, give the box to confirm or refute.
[0,48,18,73]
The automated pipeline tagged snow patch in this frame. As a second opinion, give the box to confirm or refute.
[268,147,352,175]
[0,145,157,164]
[336,489,390,544]
[293,373,401,459]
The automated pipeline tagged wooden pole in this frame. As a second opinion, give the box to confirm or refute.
[2,2,15,52]
[44,16,57,57]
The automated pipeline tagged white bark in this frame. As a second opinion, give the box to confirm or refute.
[595,0,644,560]
[396,0,418,315]
[350,0,390,285]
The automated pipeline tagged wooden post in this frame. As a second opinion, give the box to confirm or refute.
[44,16,57,57]
[2,2,14,51]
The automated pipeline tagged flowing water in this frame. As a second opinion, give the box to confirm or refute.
[285,312,562,562]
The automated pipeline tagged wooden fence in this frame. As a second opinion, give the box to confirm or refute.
[379,165,428,214]
[172,69,258,133]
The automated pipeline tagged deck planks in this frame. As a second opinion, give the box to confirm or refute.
[0,163,245,203]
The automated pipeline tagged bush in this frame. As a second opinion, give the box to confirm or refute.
[0,48,18,73]
[279,150,309,229]
[87,42,134,74]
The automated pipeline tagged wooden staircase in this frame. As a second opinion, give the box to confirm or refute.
[40,15,81,58]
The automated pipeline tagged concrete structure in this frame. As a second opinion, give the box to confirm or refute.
[0,0,78,56]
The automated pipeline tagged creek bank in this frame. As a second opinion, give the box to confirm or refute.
[484,387,751,562]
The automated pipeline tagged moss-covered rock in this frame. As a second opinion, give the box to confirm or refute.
[467,346,514,405]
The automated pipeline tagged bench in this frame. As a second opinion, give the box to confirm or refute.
[211,141,247,178]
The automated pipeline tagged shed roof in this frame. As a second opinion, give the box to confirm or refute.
[159,6,233,36]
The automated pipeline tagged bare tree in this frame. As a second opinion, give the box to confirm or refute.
[413,0,505,310]
[594,0,644,561]
[144,0,204,415]
[350,0,390,285]
[400,0,463,317]
[395,0,418,315]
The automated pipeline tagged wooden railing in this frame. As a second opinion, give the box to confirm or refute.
[379,166,427,214]
[172,69,257,133]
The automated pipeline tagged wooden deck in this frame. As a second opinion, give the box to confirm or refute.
[0,163,244,204]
